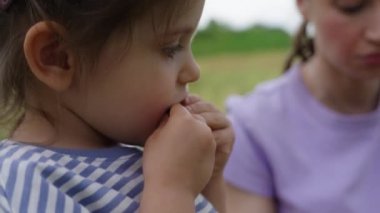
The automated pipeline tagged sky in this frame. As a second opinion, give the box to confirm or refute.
[199,0,303,34]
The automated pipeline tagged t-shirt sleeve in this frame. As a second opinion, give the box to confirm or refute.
[0,180,11,213]
[224,104,275,197]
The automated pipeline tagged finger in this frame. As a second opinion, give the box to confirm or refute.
[148,113,170,140]
[192,113,207,124]
[183,94,202,106]
[169,104,191,118]
[197,112,230,130]
[213,129,235,153]
[186,101,219,114]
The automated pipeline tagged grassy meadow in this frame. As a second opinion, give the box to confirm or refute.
[189,22,292,110]
[190,50,287,110]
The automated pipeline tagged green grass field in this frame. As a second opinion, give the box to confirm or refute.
[187,24,290,110]
[190,49,288,110]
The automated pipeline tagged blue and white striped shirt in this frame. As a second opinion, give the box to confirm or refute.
[0,140,216,213]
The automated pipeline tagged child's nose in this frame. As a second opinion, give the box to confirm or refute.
[178,56,200,84]
[366,7,380,44]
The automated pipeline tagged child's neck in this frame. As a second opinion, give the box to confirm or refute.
[11,107,116,149]
[302,57,380,114]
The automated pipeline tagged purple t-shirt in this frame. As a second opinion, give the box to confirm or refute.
[224,65,380,213]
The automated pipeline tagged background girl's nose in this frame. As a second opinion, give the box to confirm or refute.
[366,9,380,44]
[366,28,380,44]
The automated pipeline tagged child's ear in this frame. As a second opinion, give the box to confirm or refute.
[24,21,76,92]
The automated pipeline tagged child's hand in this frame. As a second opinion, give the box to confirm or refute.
[143,104,216,198]
[184,95,234,213]
[184,95,235,180]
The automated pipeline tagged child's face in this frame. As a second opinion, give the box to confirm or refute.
[66,0,205,145]
[300,0,380,79]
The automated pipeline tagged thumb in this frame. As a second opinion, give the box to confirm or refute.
[183,95,202,106]
[169,104,191,118]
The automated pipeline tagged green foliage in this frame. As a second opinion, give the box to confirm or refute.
[192,21,292,57]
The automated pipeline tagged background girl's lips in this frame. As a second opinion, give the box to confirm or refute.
[360,53,380,65]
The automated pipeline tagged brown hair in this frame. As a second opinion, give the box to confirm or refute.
[283,21,315,72]
[0,0,190,127]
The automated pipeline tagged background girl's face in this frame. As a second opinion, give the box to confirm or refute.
[300,0,380,79]
[64,0,205,145]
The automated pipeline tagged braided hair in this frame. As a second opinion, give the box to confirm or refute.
[284,21,315,72]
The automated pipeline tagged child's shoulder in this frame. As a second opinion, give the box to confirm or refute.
[0,140,43,163]
[0,140,144,175]
[0,140,51,179]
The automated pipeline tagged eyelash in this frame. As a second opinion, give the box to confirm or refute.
[163,44,184,58]
[337,1,366,14]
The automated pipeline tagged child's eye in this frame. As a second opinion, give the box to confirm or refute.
[334,0,367,14]
[162,44,184,59]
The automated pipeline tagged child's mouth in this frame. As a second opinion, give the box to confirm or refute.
[180,97,190,106]
[163,95,189,117]
[164,107,171,116]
